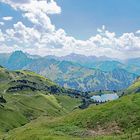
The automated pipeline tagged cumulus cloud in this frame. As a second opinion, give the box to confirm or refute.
[136,30,140,34]
[2,16,13,21]
[8,0,31,3]
[0,22,4,26]
[0,0,140,59]
[0,30,5,42]
[2,0,61,14]
[1,0,61,32]
[6,22,40,44]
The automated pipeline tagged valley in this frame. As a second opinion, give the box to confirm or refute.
[0,66,140,139]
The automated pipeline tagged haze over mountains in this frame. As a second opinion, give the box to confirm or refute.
[0,51,139,91]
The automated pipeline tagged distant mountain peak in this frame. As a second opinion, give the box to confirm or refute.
[7,50,33,70]
[10,50,27,58]
[12,50,25,54]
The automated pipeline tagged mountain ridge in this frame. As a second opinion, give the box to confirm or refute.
[0,51,138,91]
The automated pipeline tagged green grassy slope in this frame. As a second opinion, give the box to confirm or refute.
[0,66,56,93]
[0,66,63,94]
[0,67,81,135]
[0,66,81,96]
[0,93,81,134]
[125,77,140,94]
[2,92,140,140]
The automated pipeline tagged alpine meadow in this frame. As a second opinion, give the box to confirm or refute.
[0,0,140,140]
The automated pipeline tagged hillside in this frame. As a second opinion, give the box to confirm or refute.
[2,89,140,139]
[25,59,137,91]
[0,66,82,134]
[125,77,140,94]
[0,51,137,91]
[0,66,82,96]
[0,93,81,133]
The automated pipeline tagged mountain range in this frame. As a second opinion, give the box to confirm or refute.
[0,51,139,91]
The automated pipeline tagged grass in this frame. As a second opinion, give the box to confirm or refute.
[65,94,140,133]
[1,93,140,140]
[0,93,81,134]
[125,77,140,94]
[0,67,82,136]
[54,95,80,111]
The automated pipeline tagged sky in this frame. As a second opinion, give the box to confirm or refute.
[53,0,140,39]
[0,0,140,59]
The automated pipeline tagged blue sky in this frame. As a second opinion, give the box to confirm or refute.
[0,3,32,30]
[0,0,140,59]
[53,0,140,39]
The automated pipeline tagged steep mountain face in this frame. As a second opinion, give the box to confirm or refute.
[0,51,138,91]
[25,58,137,91]
[6,51,34,70]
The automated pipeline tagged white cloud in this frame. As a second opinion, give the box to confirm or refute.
[2,16,13,21]
[0,0,140,59]
[1,0,61,32]
[2,0,61,14]
[0,22,4,26]
[136,30,140,34]
[6,22,41,47]
[0,30,5,42]
[2,0,31,4]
